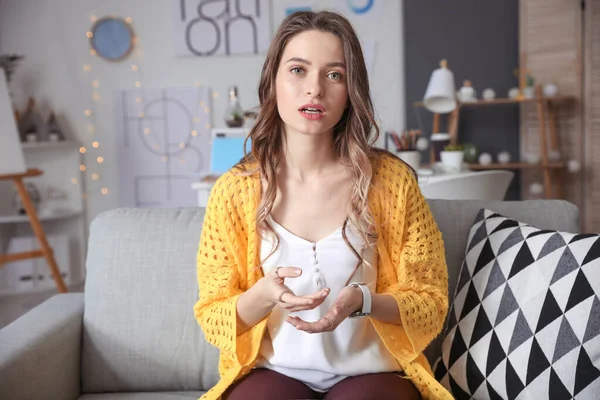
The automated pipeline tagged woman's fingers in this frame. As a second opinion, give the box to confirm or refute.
[270,267,330,310]
[286,296,356,333]
[280,289,330,311]
[278,288,330,309]
[283,301,324,312]
[272,267,302,279]
[278,291,315,306]
[286,315,338,333]
[306,288,330,299]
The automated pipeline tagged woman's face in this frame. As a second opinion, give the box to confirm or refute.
[275,30,349,138]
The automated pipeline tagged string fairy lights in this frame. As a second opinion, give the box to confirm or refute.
[80,13,139,199]
[78,12,222,206]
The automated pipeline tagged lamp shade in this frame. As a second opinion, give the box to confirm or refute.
[423,59,457,113]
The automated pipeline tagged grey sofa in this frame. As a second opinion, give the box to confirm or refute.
[0,199,579,399]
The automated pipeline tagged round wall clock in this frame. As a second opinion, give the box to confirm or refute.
[90,17,135,62]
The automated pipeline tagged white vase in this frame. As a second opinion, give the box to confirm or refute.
[459,86,477,102]
[397,151,421,171]
[440,151,464,172]
[478,152,493,165]
[497,151,511,164]
[508,87,520,99]
[482,88,496,100]
[543,84,558,97]
[522,152,540,165]
[523,86,535,99]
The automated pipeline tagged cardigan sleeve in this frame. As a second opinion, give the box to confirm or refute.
[193,176,265,368]
[380,171,449,359]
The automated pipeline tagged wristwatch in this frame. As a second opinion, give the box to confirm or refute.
[348,282,371,317]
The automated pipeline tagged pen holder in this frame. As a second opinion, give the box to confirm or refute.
[397,151,421,171]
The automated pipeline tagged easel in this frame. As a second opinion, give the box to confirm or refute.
[0,168,68,293]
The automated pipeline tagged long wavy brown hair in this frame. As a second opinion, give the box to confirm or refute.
[236,10,390,270]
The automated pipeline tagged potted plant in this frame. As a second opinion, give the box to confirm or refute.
[440,143,464,171]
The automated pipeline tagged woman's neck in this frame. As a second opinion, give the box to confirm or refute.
[281,130,339,182]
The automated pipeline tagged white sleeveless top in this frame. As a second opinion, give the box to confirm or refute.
[257,216,400,392]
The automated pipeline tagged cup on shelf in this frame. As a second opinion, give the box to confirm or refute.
[430,133,450,162]
[397,150,421,171]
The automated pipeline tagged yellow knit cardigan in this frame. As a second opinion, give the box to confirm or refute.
[194,153,453,400]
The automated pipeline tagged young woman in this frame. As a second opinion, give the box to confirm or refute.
[194,10,452,400]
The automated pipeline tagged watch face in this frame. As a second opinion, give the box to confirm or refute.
[91,17,134,61]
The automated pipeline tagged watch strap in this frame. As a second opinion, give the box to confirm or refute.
[348,282,371,317]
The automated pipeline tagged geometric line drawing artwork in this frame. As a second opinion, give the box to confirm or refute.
[115,86,212,208]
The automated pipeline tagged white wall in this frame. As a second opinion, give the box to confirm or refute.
[0,0,404,224]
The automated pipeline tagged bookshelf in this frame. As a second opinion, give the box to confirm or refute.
[415,85,576,199]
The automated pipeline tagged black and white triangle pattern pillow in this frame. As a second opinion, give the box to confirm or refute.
[434,209,600,400]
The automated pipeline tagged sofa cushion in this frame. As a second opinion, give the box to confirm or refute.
[434,209,600,399]
[81,208,219,393]
[423,199,579,365]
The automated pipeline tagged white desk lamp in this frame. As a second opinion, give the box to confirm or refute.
[422,59,461,158]
[423,59,457,113]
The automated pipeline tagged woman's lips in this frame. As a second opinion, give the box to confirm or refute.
[298,104,325,120]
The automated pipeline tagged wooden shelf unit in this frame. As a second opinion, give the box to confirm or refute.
[415,85,576,199]
[414,95,574,108]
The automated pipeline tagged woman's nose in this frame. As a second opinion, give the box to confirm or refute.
[305,75,323,98]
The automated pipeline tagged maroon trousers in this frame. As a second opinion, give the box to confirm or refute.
[223,368,421,400]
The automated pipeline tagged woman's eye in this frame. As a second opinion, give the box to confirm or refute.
[290,67,304,75]
[328,72,342,80]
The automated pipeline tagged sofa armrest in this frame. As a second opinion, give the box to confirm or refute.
[0,293,84,400]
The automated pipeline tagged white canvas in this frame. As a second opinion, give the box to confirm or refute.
[173,0,271,57]
[0,70,26,175]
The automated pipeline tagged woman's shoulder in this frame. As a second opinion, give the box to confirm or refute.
[210,162,261,204]
[369,148,418,193]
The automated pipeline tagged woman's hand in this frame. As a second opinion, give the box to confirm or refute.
[261,267,330,312]
[285,284,363,333]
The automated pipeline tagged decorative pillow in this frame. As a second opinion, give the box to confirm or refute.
[434,209,600,400]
